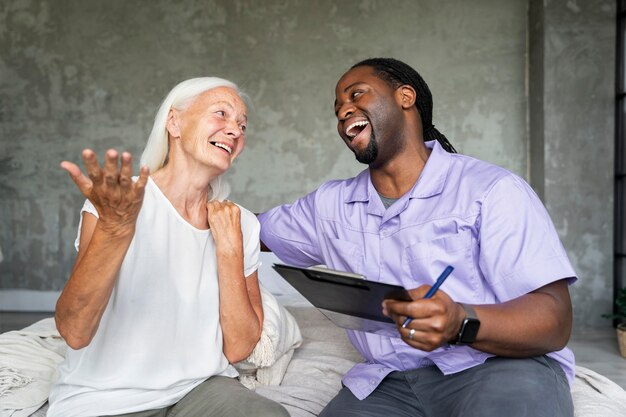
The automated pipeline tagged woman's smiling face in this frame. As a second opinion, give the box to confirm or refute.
[172,86,247,174]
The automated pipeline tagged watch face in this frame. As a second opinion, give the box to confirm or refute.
[459,318,480,344]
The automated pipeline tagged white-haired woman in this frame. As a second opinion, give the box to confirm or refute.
[48,78,289,417]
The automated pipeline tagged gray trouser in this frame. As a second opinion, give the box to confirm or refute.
[319,356,573,417]
[104,376,289,417]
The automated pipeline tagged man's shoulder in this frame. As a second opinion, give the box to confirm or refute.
[316,170,367,195]
[448,152,519,190]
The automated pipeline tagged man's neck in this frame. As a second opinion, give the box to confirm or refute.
[369,141,431,199]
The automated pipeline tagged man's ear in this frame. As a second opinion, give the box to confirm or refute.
[166,108,182,138]
[397,85,417,109]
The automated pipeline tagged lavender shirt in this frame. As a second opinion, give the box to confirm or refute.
[259,140,576,400]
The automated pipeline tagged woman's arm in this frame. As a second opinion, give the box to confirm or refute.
[55,149,148,349]
[219,269,264,363]
[208,201,263,363]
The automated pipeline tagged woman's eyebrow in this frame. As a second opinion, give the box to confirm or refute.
[212,100,247,120]
[211,100,235,109]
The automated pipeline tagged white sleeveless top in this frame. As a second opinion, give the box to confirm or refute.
[47,178,260,417]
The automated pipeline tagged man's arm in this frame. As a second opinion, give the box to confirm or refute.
[383,278,573,356]
[257,189,323,266]
[469,279,572,356]
[383,174,576,356]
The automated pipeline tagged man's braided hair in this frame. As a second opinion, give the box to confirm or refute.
[352,58,456,153]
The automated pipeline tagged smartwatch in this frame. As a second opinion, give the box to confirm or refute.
[452,303,480,345]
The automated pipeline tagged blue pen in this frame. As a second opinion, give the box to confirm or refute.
[401,265,454,328]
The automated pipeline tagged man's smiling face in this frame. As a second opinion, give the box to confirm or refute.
[334,66,406,166]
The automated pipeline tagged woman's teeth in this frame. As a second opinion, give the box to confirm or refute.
[212,142,232,154]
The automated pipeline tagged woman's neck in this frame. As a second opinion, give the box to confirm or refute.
[151,163,214,229]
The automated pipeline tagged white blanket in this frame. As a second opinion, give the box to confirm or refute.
[235,286,303,387]
[0,286,302,416]
[0,318,65,417]
[572,365,626,417]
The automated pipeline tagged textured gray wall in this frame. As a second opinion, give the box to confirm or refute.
[540,0,616,326]
[0,0,615,327]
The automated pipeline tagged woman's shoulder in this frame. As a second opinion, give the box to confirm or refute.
[234,203,260,228]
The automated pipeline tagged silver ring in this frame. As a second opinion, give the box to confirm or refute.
[408,328,416,340]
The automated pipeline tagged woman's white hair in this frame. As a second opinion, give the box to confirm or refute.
[140,77,241,201]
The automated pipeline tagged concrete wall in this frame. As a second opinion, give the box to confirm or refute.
[536,0,616,327]
[0,0,616,327]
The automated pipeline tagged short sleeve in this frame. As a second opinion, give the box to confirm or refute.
[258,189,322,267]
[74,199,99,252]
[478,175,577,302]
[239,206,261,277]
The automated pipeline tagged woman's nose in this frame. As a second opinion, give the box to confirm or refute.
[224,120,243,137]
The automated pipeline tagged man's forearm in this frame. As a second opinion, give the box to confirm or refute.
[468,279,572,357]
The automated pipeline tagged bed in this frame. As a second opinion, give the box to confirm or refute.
[2,253,626,417]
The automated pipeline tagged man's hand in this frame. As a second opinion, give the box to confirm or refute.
[60,149,149,235]
[383,286,464,351]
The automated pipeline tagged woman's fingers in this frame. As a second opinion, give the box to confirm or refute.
[82,149,103,185]
[60,161,93,196]
[63,149,146,232]
[119,152,133,190]
[103,149,120,187]
[207,201,243,253]
[134,165,150,191]
[68,148,146,204]
[207,201,241,231]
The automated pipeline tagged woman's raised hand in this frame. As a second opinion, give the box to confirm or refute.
[60,149,150,234]
[207,200,243,255]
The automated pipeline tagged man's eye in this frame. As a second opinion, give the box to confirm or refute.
[240,125,247,132]
[351,91,362,99]
[215,110,226,117]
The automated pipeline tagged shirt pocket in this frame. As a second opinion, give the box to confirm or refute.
[322,234,365,275]
[402,230,476,297]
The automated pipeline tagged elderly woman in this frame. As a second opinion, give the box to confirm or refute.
[47,78,289,417]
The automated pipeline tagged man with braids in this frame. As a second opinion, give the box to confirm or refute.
[259,58,576,417]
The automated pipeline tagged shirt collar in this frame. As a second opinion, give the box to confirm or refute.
[344,140,451,203]
[345,169,371,203]
[408,140,451,199]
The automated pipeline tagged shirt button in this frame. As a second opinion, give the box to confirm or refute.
[370,379,376,385]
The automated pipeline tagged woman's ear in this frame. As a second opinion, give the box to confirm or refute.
[166,108,182,138]
[397,85,417,109]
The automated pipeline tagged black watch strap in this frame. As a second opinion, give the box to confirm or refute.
[452,303,481,345]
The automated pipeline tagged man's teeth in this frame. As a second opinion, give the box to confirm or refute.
[345,120,369,138]
[213,142,232,154]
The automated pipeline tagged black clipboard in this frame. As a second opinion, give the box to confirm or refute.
[272,263,411,337]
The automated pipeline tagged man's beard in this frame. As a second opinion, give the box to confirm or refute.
[354,131,378,164]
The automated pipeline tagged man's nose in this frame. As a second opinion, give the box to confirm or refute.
[337,103,355,120]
